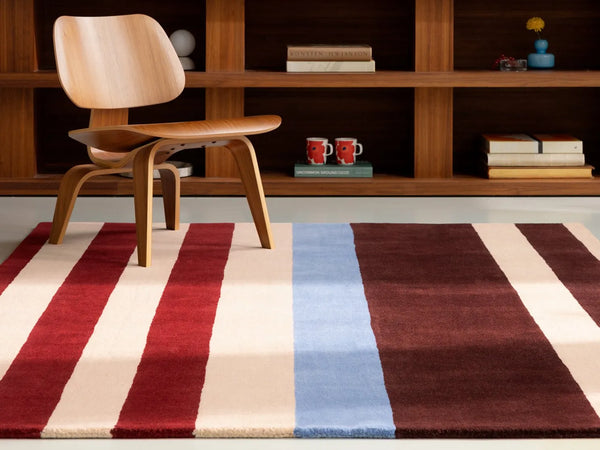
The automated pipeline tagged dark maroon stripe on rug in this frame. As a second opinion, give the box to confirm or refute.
[351,223,600,438]
[0,223,137,438]
[112,223,234,438]
[0,222,51,295]
[517,224,600,326]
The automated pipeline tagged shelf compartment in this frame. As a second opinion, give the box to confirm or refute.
[455,0,600,71]
[454,87,600,177]
[245,0,414,72]
[245,88,413,176]
[34,0,207,71]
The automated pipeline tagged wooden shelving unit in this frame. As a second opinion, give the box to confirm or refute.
[2,0,600,196]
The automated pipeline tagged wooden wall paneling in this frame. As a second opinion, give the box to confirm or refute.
[0,89,36,177]
[0,0,37,177]
[204,88,244,177]
[1,0,36,72]
[414,0,453,178]
[204,0,245,178]
[415,0,453,72]
[414,88,453,178]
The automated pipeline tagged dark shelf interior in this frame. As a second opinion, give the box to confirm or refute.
[245,88,414,176]
[35,0,207,71]
[455,0,600,71]
[245,0,414,72]
[454,88,600,176]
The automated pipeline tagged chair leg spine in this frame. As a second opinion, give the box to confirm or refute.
[132,147,158,267]
[226,137,274,249]
[157,163,181,231]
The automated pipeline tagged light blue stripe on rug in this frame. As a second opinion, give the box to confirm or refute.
[292,223,395,438]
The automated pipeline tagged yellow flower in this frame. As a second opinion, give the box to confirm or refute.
[526,17,545,34]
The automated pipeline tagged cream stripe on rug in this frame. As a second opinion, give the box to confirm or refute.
[42,225,189,438]
[564,222,600,261]
[0,222,103,380]
[194,223,295,437]
[474,223,600,418]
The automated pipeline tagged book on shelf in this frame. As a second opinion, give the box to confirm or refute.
[482,133,539,154]
[531,133,583,154]
[486,165,594,179]
[286,59,375,73]
[294,161,373,178]
[484,152,585,167]
[287,44,372,61]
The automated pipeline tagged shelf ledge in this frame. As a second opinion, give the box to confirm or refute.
[1,174,599,196]
[3,70,600,89]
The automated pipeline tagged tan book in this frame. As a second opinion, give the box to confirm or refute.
[487,165,594,179]
[482,133,539,154]
[287,44,372,61]
[532,134,583,154]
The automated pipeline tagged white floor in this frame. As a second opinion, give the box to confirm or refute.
[2,195,600,450]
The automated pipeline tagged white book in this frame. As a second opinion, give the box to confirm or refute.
[482,134,539,154]
[532,134,583,154]
[286,60,376,73]
[485,152,585,166]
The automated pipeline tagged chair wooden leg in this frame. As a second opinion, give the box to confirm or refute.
[156,163,180,231]
[49,164,126,244]
[226,137,274,249]
[132,148,156,267]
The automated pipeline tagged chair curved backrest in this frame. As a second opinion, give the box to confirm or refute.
[53,14,185,110]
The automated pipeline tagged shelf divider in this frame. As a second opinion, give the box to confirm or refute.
[414,0,454,178]
[204,0,245,178]
[0,0,37,178]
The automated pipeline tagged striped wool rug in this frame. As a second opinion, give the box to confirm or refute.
[1,222,600,439]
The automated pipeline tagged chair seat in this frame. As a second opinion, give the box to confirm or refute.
[69,115,282,152]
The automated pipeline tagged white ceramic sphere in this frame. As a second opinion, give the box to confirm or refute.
[169,29,196,57]
[179,56,195,70]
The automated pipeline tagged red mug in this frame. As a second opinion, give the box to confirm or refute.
[306,137,333,165]
[335,137,363,165]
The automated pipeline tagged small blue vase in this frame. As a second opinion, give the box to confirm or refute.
[528,39,554,69]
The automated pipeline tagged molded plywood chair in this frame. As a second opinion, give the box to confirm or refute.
[50,14,280,266]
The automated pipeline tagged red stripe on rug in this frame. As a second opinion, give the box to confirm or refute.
[112,223,234,438]
[517,224,600,326]
[0,223,51,295]
[0,223,137,438]
[351,223,600,438]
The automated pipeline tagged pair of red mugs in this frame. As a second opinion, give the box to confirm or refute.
[306,137,363,165]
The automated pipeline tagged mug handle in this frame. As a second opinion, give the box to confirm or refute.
[354,143,363,156]
[325,143,334,156]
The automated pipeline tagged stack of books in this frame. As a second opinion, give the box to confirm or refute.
[286,44,375,73]
[482,133,592,178]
